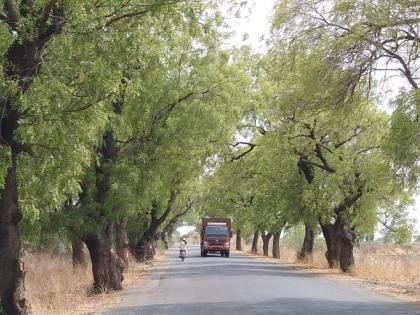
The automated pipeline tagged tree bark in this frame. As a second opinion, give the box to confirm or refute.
[236,229,242,251]
[320,217,355,271]
[319,185,362,271]
[135,234,156,262]
[251,230,259,254]
[261,231,272,257]
[272,232,280,259]
[72,238,87,270]
[337,217,355,272]
[134,191,177,262]
[167,225,175,243]
[81,130,124,291]
[0,97,30,314]
[84,225,124,292]
[0,162,31,315]
[298,224,314,262]
[115,218,129,268]
[158,206,190,251]
[320,221,339,268]
[160,231,169,250]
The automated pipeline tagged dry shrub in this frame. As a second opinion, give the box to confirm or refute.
[25,253,119,315]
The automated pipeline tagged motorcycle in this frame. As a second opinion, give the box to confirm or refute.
[179,249,187,262]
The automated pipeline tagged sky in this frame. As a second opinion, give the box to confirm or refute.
[226,0,278,52]
[179,0,419,236]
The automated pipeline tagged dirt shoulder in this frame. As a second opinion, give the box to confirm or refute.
[233,250,420,305]
[93,252,168,314]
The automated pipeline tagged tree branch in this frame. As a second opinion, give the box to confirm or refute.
[102,0,184,29]
[358,145,381,154]
[334,126,364,148]
[231,142,256,161]
[334,181,364,215]
[3,0,18,25]
[314,143,336,173]
[37,0,58,36]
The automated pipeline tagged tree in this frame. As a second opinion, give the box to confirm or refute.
[0,0,247,311]
[272,0,420,183]
[378,198,416,245]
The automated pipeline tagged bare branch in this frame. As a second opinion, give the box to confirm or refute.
[101,0,185,29]
[230,141,255,148]
[358,145,381,154]
[314,143,336,173]
[231,142,256,161]
[334,126,364,148]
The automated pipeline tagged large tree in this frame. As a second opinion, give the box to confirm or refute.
[0,0,247,312]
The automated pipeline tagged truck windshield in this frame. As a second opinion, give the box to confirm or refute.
[206,226,228,237]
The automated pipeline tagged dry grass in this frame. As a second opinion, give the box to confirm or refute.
[25,251,150,315]
[240,238,420,289]
[352,254,420,286]
[352,242,420,288]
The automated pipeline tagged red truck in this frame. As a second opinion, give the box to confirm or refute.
[200,218,232,257]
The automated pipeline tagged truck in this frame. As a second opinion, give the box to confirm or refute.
[200,218,232,257]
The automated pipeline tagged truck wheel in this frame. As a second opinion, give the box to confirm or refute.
[221,252,224,257]
[225,252,229,258]
[200,250,203,257]
[203,250,207,257]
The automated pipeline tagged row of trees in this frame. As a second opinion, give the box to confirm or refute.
[0,1,252,314]
[0,0,418,314]
[197,0,419,273]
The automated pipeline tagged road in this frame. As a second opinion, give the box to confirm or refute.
[103,245,420,315]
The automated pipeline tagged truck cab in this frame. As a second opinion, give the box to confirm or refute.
[200,218,231,257]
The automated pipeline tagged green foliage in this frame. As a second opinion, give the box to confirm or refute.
[378,199,416,245]
[1,0,416,260]
[195,0,418,252]
[282,224,305,251]
[387,90,420,186]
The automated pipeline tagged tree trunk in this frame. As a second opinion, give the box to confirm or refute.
[135,235,156,262]
[160,231,169,250]
[261,232,272,257]
[320,222,339,268]
[298,224,314,262]
[0,8,65,311]
[134,192,177,262]
[320,217,355,271]
[337,218,355,272]
[115,218,129,268]
[72,238,87,270]
[0,162,31,315]
[167,226,174,244]
[81,129,125,291]
[251,230,259,254]
[84,225,124,292]
[236,229,242,251]
[272,232,280,259]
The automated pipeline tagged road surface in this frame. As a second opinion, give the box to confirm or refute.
[103,245,420,315]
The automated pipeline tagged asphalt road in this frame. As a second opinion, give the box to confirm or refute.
[103,245,420,315]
